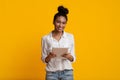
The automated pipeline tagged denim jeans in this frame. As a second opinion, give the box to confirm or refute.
[46,69,73,80]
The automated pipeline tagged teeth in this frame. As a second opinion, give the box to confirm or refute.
[58,28,62,29]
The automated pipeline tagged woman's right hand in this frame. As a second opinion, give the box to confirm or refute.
[45,52,56,63]
[48,52,56,58]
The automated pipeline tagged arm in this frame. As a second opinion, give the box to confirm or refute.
[62,34,76,62]
[41,37,56,63]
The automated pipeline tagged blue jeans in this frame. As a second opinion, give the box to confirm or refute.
[46,69,73,80]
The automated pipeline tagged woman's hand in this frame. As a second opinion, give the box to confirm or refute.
[62,53,74,62]
[49,52,56,58]
[45,52,56,63]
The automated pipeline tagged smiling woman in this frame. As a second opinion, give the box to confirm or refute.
[41,5,76,80]
[0,0,120,80]
[53,16,66,34]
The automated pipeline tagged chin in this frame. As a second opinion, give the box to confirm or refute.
[56,29,63,32]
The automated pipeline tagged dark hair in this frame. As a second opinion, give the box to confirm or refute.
[53,6,69,23]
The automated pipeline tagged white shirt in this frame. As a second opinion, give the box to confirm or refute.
[41,31,76,72]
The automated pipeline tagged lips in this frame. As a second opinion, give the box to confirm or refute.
[58,28,62,30]
[57,28,63,31]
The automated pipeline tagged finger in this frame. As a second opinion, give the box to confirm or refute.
[62,54,67,57]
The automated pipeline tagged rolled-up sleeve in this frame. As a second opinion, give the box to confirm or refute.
[70,35,76,62]
[41,37,47,63]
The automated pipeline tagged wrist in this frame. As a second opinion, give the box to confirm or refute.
[68,56,74,62]
[45,55,51,63]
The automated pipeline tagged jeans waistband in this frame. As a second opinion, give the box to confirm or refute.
[46,69,73,73]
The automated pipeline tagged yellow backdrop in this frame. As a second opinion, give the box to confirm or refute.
[0,0,120,80]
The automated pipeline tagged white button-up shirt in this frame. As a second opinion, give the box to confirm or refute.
[41,31,76,72]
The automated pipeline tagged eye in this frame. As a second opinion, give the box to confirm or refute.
[62,22,66,24]
[56,20,60,23]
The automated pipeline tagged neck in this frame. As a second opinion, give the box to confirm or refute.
[53,30,63,35]
[52,30,64,37]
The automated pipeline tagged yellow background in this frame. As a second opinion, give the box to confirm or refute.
[0,0,120,80]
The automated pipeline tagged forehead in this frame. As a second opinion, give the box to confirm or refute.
[55,16,67,22]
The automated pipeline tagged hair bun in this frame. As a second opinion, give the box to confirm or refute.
[58,6,69,15]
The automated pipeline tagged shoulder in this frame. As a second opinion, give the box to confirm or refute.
[64,32,74,43]
[64,32,74,38]
[42,33,51,40]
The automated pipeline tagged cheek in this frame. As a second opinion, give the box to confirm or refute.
[54,23,59,27]
[63,24,66,28]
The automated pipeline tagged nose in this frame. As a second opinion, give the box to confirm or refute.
[59,23,63,27]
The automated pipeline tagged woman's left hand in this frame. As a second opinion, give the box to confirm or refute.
[62,53,74,62]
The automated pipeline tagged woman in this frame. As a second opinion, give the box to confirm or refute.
[41,5,76,80]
